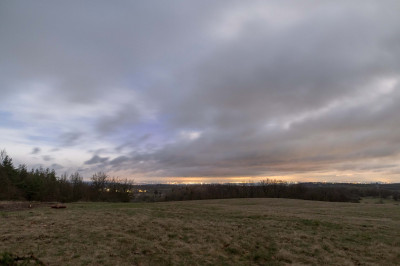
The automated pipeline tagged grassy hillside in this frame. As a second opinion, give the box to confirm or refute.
[1,198,400,265]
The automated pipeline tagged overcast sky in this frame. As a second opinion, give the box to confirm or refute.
[1,1,400,183]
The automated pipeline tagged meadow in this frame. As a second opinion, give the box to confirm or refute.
[1,198,400,265]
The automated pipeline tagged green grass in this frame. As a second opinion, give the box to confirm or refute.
[1,198,400,265]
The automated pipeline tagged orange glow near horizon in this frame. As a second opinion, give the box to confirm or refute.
[128,172,397,184]
[128,176,295,184]
[110,169,398,184]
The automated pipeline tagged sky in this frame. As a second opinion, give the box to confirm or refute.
[1,1,400,183]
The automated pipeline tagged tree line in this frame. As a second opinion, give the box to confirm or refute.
[0,151,133,202]
[163,181,356,202]
[162,181,400,203]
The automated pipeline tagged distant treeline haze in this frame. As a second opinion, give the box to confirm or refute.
[1,151,399,203]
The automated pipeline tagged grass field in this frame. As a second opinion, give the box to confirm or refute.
[1,198,400,265]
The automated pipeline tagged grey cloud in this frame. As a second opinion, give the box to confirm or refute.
[31,147,41,154]
[139,2,400,177]
[84,155,109,165]
[163,7,400,130]
[1,1,400,181]
[89,148,109,155]
[59,132,82,147]
[96,105,142,134]
[50,163,64,170]
[42,155,53,162]
[115,133,152,152]
[0,1,226,103]
[109,156,131,169]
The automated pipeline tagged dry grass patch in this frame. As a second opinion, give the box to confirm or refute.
[1,198,400,265]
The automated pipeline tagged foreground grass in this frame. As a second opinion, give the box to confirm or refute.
[1,198,400,265]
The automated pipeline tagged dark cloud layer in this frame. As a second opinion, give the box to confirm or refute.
[1,1,400,181]
[85,155,109,165]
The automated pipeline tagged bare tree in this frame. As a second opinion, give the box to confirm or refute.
[91,172,108,192]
